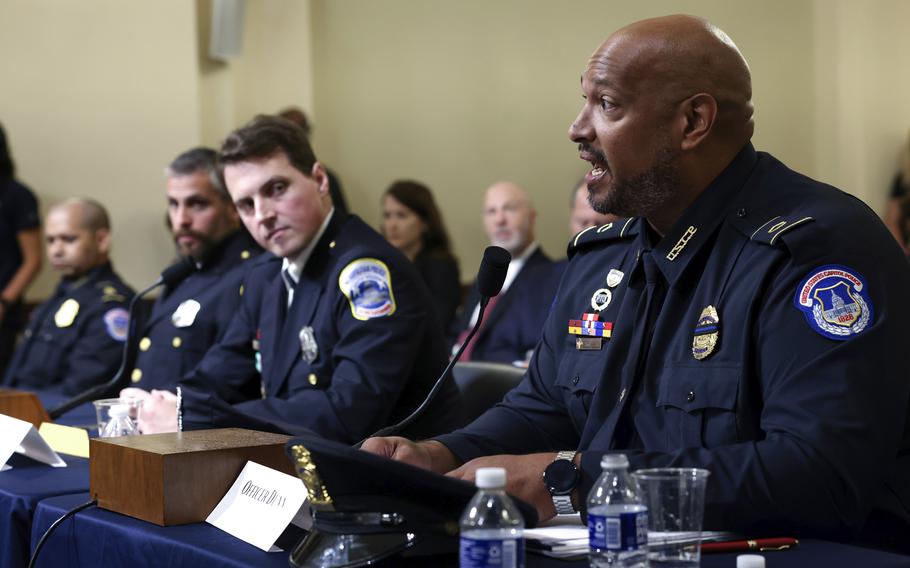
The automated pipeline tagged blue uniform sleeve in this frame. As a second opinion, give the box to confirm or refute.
[60,300,131,396]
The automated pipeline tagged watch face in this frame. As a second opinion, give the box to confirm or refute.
[544,459,580,496]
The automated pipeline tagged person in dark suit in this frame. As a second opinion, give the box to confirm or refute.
[381,179,461,331]
[451,181,558,364]
[122,148,261,393]
[2,198,134,395]
[138,116,462,441]
[365,15,910,552]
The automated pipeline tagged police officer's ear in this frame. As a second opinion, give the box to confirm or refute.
[310,162,330,196]
[94,227,112,256]
[679,93,717,151]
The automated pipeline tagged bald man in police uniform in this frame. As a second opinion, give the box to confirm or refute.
[365,16,910,552]
[124,148,260,392]
[2,199,134,395]
[139,116,462,442]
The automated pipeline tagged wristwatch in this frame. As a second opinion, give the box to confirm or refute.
[542,450,579,514]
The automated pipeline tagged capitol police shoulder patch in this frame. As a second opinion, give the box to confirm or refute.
[794,264,873,340]
[103,308,130,342]
[339,258,396,321]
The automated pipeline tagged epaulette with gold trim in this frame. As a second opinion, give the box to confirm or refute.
[567,218,639,258]
[747,215,815,246]
[97,282,127,303]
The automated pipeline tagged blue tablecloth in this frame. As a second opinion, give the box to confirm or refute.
[30,493,290,568]
[28,492,910,568]
[0,454,89,568]
[35,391,99,432]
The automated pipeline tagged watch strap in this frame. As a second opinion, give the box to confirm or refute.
[551,450,578,514]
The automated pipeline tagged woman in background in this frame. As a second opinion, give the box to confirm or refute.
[381,180,461,333]
[0,122,42,375]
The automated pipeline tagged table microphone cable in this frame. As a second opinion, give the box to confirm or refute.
[27,499,98,568]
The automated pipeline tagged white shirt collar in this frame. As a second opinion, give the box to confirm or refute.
[281,208,335,288]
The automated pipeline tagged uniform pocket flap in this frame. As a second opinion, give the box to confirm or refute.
[554,354,605,394]
[657,364,740,412]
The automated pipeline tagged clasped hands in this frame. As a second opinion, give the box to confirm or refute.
[119,387,178,434]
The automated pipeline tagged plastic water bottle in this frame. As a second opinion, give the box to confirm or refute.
[587,454,648,567]
[100,403,138,438]
[459,467,525,568]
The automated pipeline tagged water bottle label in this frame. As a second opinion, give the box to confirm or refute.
[459,537,525,568]
[588,510,648,551]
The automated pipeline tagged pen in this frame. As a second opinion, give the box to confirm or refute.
[702,537,799,553]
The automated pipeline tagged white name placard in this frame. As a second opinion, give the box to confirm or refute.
[206,460,309,552]
[0,414,67,469]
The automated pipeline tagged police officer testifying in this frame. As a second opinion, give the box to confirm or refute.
[123,147,260,392]
[364,15,910,551]
[2,198,134,394]
[139,116,462,441]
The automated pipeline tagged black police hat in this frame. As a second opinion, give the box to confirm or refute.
[284,434,538,567]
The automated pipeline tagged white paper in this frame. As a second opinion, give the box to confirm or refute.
[0,414,66,469]
[206,460,309,552]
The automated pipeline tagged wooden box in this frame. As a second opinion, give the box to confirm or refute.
[0,389,50,427]
[89,428,294,526]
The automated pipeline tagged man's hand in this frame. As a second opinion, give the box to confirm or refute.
[119,387,152,402]
[448,453,558,521]
[137,389,178,434]
[360,437,461,474]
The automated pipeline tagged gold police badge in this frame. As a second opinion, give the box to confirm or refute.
[692,305,720,360]
[54,299,80,328]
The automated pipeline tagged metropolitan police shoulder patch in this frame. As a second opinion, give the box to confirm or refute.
[794,265,873,340]
[339,258,396,321]
[103,308,130,342]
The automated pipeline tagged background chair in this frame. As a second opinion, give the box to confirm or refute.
[451,361,526,423]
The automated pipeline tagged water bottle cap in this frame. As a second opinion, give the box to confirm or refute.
[475,467,506,488]
[108,403,131,418]
[600,453,629,469]
[736,554,766,568]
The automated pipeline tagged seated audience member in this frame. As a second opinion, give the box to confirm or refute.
[365,15,910,552]
[2,199,134,395]
[0,122,42,375]
[138,116,462,441]
[381,179,461,332]
[122,147,260,393]
[451,181,558,364]
[884,129,910,252]
[277,106,349,217]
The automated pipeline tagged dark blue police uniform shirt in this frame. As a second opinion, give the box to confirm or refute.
[129,229,261,390]
[2,263,135,395]
[436,144,910,543]
[453,247,561,364]
[179,213,463,442]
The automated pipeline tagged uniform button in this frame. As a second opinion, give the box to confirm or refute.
[572,375,579,385]
[172,337,182,348]
[139,337,151,351]
[686,389,696,402]
[308,373,318,386]
[239,284,244,296]
[618,387,626,402]
[736,208,747,218]
[241,250,251,259]
[24,329,32,338]
[131,369,143,383]
[329,241,336,248]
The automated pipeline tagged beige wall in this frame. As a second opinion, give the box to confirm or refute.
[2,1,907,301]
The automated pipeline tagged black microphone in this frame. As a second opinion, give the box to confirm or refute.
[47,257,198,419]
[358,246,511,446]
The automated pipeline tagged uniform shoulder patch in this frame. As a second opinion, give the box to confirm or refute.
[567,218,638,257]
[338,258,396,321]
[793,264,873,340]
[103,308,130,342]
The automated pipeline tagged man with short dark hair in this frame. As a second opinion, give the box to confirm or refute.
[365,15,910,551]
[123,147,260,393]
[2,198,134,394]
[139,116,462,441]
